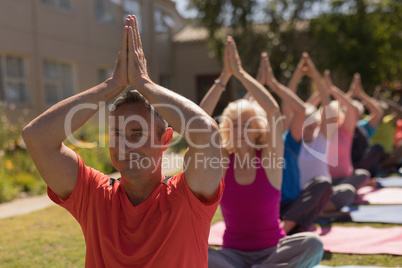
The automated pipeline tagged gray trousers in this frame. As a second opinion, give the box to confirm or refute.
[331,169,371,209]
[208,232,323,268]
[281,176,333,232]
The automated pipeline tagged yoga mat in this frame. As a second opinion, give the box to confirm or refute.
[376,176,402,188]
[314,265,383,268]
[311,225,402,255]
[209,221,225,246]
[354,186,402,204]
[344,205,402,224]
[209,222,402,255]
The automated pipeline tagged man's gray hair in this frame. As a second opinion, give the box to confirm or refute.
[110,89,168,139]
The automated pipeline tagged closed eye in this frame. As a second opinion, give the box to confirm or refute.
[132,133,144,138]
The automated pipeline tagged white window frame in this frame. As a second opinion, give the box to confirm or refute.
[43,59,77,105]
[0,53,31,105]
[154,9,174,34]
[95,0,120,25]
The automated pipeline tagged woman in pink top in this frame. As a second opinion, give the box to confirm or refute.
[322,72,371,214]
[200,37,323,268]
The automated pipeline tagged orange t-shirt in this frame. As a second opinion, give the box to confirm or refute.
[48,155,223,268]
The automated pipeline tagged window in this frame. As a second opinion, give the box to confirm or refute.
[43,60,75,105]
[41,0,72,11]
[95,0,120,25]
[123,0,142,32]
[154,9,175,33]
[0,54,31,104]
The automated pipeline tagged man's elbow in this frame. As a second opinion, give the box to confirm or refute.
[22,123,47,151]
[186,117,220,146]
[21,124,35,147]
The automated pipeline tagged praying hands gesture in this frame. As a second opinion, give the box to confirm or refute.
[347,73,362,98]
[289,53,323,88]
[127,16,150,86]
[225,36,245,78]
[256,53,279,89]
[325,70,360,134]
[256,52,305,141]
[112,15,150,88]
[111,19,129,88]
[347,73,384,127]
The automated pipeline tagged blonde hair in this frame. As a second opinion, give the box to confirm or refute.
[219,99,267,152]
[328,100,344,124]
[305,103,321,122]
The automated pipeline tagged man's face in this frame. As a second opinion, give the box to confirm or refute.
[109,103,170,179]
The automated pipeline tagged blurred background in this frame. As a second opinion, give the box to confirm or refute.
[0,0,400,202]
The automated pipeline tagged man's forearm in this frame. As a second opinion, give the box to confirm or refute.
[133,78,219,145]
[23,78,125,149]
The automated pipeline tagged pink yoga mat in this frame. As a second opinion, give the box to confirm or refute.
[354,186,402,204]
[209,221,225,246]
[311,225,402,255]
[209,222,402,255]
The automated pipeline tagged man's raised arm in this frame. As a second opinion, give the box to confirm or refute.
[22,22,130,200]
[126,16,222,202]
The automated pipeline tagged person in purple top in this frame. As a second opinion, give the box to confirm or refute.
[280,54,334,234]
[200,36,323,268]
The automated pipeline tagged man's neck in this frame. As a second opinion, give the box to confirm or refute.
[120,171,162,206]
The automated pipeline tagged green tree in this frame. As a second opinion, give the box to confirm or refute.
[187,0,401,94]
[188,0,322,84]
[310,0,402,92]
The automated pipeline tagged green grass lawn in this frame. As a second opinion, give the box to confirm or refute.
[0,205,401,267]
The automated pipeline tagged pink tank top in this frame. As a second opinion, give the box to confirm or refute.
[328,124,354,178]
[220,150,286,251]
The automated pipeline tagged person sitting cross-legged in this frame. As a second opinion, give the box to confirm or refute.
[201,37,323,268]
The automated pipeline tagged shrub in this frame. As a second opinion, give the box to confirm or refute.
[0,176,19,203]
[0,105,114,203]
[168,134,189,154]
[65,123,116,174]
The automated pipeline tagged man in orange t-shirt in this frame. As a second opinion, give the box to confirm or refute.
[23,15,223,267]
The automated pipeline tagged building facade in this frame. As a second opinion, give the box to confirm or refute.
[0,0,225,124]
